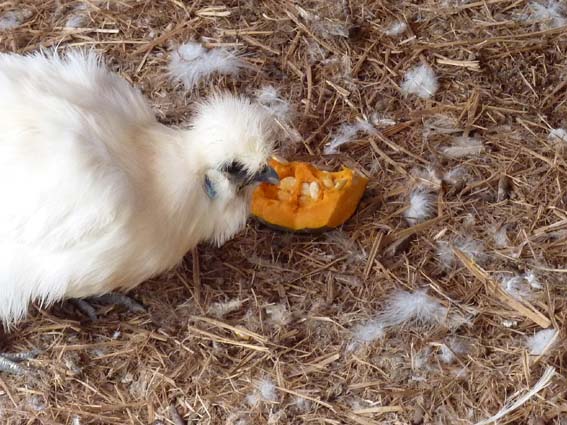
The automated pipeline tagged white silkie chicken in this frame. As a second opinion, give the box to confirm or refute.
[0,49,279,373]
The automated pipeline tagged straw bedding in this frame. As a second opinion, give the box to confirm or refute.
[0,0,566,424]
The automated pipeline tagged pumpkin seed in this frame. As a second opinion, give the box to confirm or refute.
[279,176,297,191]
[309,181,320,200]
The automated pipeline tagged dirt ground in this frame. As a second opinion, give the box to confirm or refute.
[1,0,567,424]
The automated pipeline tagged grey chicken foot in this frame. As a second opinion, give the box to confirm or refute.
[0,349,39,375]
[70,292,146,321]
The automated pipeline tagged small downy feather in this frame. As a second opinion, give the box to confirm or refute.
[548,128,567,144]
[254,86,301,143]
[401,64,439,99]
[526,328,559,356]
[352,320,385,343]
[493,224,510,248]
[384,21,407,36]
[246,378,278,407]
[443,166,469,186]
[441,135,484,158]
[523,1,566,29]
[376,289,448,327]
[255,86,292,122]
[0,9,32,31]
[207,299,244,319]
[404,188,436,225]
[323,120,376,154]
[168,41,245,89]
[437,237,485,269]
[439,337,470,364]
[64,4,89,28]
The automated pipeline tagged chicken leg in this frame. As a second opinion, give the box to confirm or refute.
[0,349,39,375]
[70,293,146,321]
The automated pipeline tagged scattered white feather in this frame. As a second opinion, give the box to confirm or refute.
[404,188,436,225]
[294,396,312,413]
[524,270,542,289]
[493,225,510,248]
[352,320,385,343]
[208,299,244,318]
[401,64,439,99]
[255,86,292,122]
[64,4,89,28]
[441,135,484,158]
[296,6,349,38]
[0,9,32,31]
[501,275,531,300]
[247,378,278,407]
[265,303,291,326]
[443,166,469,185]
[225,413,249,425]
[437,237,485,269]
[526,329,559,356]
[523,1,566,29]
[412,166,442,189]
[369,112,396,128]
[548,128,567,144]
[71,416,81,425]
[414,347,432,370]
[168,42,245,89]
[385,21,407,36]
[423,115,461,138]
[323,120,376,154]
[501,271,543,300]
[376,289,448,327]
[439,337,470,364]
[254,86,301,143]
[474,367,555,425]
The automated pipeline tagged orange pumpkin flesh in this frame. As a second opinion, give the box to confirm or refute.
[252,160,368,231]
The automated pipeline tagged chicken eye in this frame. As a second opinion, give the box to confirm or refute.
[224,161,247,178]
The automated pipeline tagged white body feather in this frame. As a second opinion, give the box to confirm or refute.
[0,50,273,326]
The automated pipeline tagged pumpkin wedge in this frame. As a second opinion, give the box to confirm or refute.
[252,159,368,231]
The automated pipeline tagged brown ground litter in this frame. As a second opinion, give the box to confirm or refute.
[1,0,567,424]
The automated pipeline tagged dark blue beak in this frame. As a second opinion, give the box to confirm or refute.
[252,165,280,185]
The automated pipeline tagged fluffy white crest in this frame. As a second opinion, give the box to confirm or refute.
[324,120,376,154]
[441,136,484,158]
[404,188,436,225]
[526,329,559,356]
[401,64,439,99]
[168,42,246,89]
